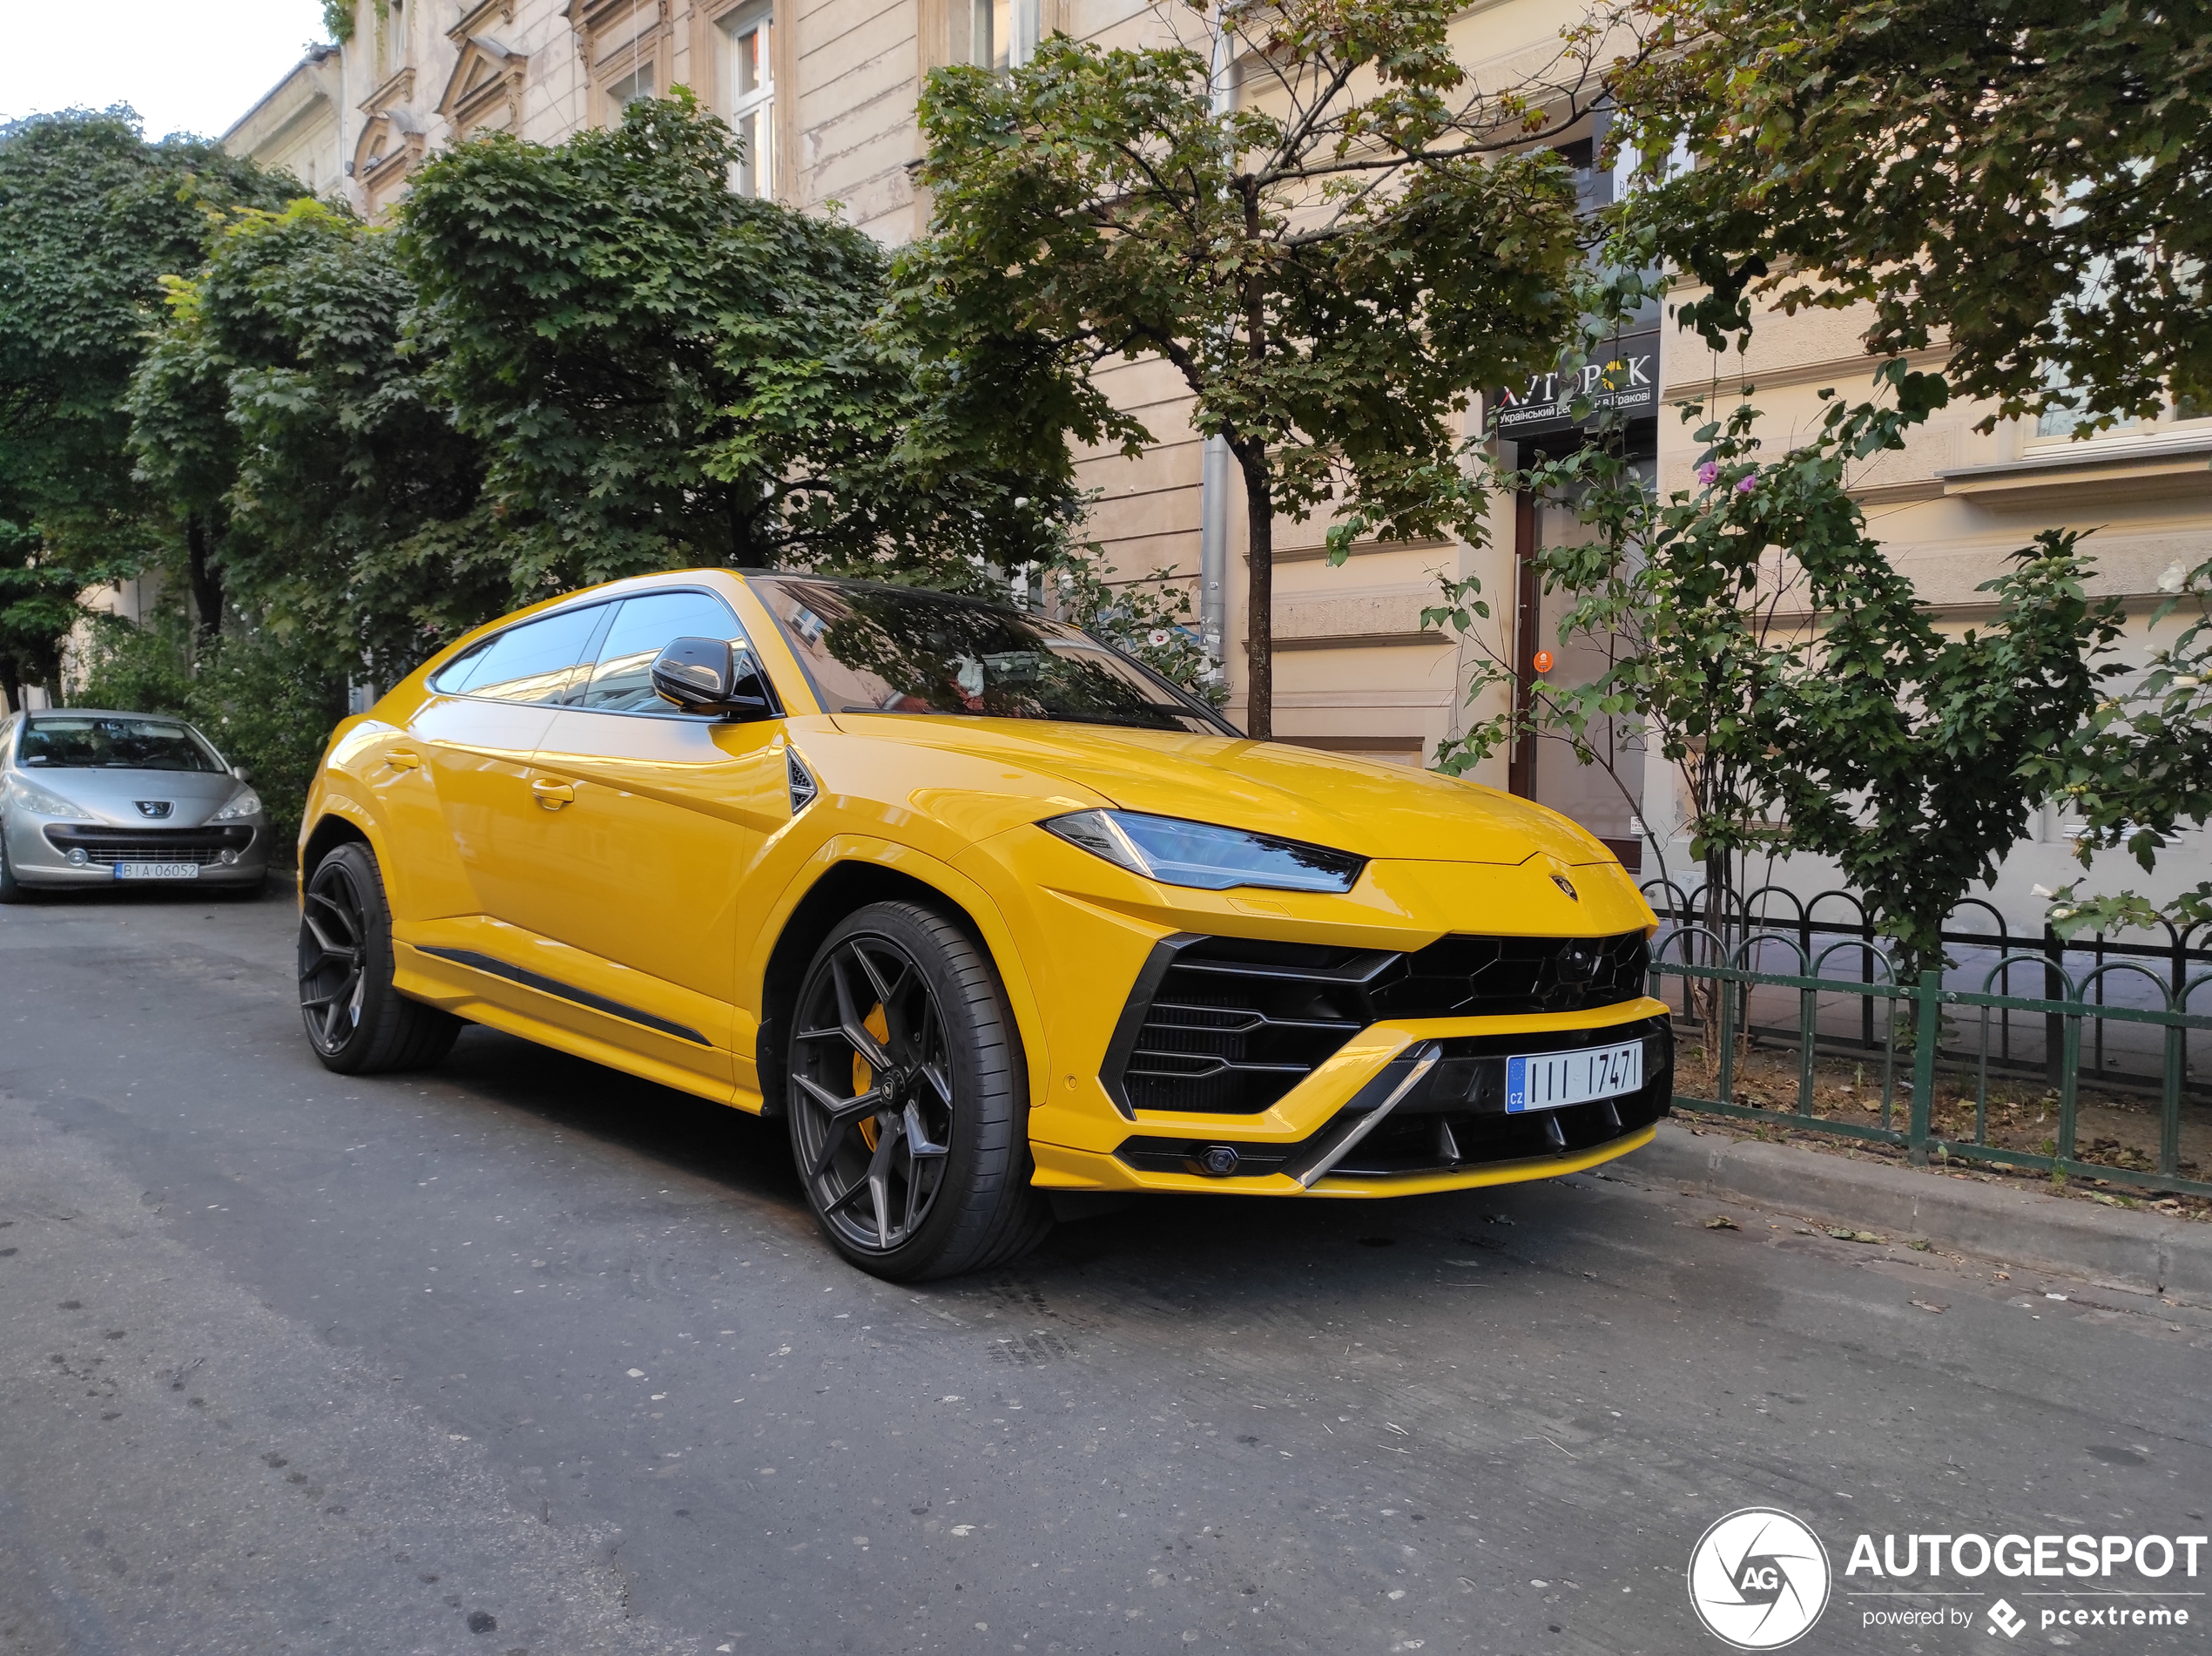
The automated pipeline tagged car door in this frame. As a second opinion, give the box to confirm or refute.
[387,601,612,925]
[503,588,791,1073]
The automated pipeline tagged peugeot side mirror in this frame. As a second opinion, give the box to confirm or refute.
[650,637,776,719]
[231,765,253,783]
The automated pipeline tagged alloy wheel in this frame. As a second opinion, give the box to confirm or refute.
[789,935,955,1254]
[298,858,369,1054]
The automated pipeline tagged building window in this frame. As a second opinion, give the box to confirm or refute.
[607,60,656,117]
[718,2,773,199]
[958,0,1040,71]
[2031,387,2212,443]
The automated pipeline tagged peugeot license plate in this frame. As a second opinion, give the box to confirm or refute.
[1506,1040,1642,1112]
[113,862,199,881]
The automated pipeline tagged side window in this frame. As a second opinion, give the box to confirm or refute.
[579,591,745,712]
[439,605,607,704]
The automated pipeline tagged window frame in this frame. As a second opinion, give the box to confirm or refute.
[716,0,775,199]
[428,588,776,721]
[955,0,1042,71]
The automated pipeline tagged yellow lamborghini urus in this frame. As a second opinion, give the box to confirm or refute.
[295,570,1670,1279]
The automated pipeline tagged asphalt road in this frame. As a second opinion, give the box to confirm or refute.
[1,888,2207,1656]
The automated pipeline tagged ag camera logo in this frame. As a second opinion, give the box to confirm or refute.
[1688,1507,1831,1649]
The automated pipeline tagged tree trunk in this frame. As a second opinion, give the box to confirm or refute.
[1235,443,1273,739]
[185,513,223,642]
[24,639,64,706]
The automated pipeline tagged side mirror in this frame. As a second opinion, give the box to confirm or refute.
[231,765,253,783]
[650,637,776,719]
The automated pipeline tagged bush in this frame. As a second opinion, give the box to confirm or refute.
[75,616,346,853]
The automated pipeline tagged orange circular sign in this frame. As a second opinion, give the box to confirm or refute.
[1531,650,1554,673]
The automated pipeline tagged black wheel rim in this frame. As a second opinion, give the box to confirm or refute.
[789,935,954,1254]
[298,860,368,1054]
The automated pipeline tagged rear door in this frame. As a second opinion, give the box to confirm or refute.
[504,589,791,1071]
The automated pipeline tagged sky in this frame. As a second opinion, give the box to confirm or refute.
[0,0,332,143]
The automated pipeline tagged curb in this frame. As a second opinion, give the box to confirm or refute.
[1615,1121,2212,1303]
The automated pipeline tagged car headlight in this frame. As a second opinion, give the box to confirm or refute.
[1042,808,1365,894]
[213,787,263,821]
[9,776,94,820]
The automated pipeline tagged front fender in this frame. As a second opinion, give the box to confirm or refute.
[745,834,1053,1117]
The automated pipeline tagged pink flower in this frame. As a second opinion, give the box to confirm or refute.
[1696,461,1719,486]
[1735,473,1757,494]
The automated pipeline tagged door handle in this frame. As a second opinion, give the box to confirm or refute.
[386,748,422,772]
[530,776,576,810]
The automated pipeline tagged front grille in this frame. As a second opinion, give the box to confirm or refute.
[1105,930,1650,1115]
[1116,1017,1671,1178]
[43,824,254,866]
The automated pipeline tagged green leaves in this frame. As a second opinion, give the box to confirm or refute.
[1611,0,2212,936]
[0,108,291,693]
[1616,0,2212,434]
[1489,376,2125,975]
[897,0,1597,729]
[127,199,501,689]
[401,91,1066,597]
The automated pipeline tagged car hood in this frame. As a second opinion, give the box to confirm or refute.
[9,767,239,828]
[828,715,1618,866]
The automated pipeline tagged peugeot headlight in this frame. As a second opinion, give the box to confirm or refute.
[10,776,93,820]
[1042,809,1364,894]
[213,787,263,821]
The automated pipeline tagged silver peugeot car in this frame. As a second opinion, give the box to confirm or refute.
[0,708,273,901]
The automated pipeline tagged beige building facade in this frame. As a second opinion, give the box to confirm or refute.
[219,0,2207,927]
[221,44,346,195]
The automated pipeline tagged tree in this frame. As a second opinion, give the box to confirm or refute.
[399,91,1066,600]
[894,0,1619,736]
[130,199,506,692]
[0,108,289,693]
[1548,372,2121,974]
[1608,0,2212,929]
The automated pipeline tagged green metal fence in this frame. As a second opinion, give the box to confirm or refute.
[1650,928,2212,1200]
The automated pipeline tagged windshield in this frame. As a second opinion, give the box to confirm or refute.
[17,716,225,773]
[752,577,1233,736]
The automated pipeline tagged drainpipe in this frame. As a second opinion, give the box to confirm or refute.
[1197,7,1234,685]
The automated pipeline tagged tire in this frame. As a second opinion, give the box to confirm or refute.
[0,826,27,904]
[786,900,1053,1281]
[297,841,462,1074]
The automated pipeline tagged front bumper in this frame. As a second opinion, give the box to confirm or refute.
[1033,1003,1671,1197]
[2,814,273,888]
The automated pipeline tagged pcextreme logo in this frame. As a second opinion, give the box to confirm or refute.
[1688,1507,1833,1649]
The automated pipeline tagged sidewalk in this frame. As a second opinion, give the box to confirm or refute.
[1615,1120,2212,1304]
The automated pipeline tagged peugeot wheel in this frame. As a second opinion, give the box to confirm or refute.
[786,901,1052,1281]
[298,841,462,1074]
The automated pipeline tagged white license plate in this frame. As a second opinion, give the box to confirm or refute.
[1506,1040,1642,1112]
[112,862,199,881]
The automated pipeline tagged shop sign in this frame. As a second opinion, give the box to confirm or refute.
[1493,330,1659,438]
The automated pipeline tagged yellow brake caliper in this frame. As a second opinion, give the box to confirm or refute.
[853,1004,890,1150]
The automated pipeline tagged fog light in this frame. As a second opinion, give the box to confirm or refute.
[219,848,239,865]
[68,848,87,866]
[1197,1145,1240,1177]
